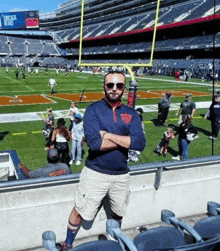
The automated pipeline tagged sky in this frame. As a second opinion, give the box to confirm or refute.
[0,0,64,14]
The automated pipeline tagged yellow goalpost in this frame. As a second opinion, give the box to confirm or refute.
[78,0,161,80]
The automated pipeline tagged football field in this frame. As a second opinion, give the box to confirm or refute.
[0,67,218,171]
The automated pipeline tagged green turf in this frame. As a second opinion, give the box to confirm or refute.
[0,67,218,172]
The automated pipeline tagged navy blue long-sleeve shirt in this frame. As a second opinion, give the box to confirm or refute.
[210,101,220,121]
[83,99,146,175]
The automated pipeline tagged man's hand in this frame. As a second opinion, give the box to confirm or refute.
[18,163,30,178]
[18,163,25,169]
[100,130,107,138]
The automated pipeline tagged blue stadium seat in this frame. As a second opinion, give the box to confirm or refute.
[154,236,220,251]
[193,202,220,251]
[69,240,123,251]
[133,226,185,251]
[42,219,137,251]
[133,209,220,251]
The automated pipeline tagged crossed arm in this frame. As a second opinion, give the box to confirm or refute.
[99,130,131,151]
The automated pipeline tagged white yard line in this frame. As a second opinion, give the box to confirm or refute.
[0,102,211,123]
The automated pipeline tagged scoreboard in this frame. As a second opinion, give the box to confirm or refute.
[0,11,39,30]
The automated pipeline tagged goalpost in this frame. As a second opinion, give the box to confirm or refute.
[78,0,161,80]
[78,0,161,107]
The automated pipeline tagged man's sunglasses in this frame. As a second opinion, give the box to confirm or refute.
[105,82,125,90]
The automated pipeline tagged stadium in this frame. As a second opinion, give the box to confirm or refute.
[1,0,220,250]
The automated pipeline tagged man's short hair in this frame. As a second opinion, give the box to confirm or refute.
[104,70,126,84]
[47,148,59,163]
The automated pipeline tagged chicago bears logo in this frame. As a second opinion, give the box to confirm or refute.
[121,113,132,124]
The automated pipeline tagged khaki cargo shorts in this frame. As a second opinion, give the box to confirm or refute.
[74,166,130,221]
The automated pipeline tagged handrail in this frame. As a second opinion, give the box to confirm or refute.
[0,155,220,190]
[129,154,220,172]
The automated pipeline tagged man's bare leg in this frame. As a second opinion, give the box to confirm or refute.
[62,208,82,250]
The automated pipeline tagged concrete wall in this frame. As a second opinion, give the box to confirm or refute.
[1,159,220,251]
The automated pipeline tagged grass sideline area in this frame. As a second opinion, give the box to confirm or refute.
[0,67,219,172]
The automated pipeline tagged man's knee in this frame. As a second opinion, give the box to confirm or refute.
[69,208,82,224]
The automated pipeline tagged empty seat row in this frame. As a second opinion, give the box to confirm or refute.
[42,201,220,251]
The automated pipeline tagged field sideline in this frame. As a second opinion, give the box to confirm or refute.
[0,67,219,172]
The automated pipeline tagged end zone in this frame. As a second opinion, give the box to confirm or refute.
[0,95,56,106]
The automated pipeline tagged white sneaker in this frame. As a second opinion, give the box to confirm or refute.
[69,160,74,165]
[209,136,217,140]
[76,161,81,166]
[172,156,180,160]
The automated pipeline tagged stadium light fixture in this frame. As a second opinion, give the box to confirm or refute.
[78,0,161,80]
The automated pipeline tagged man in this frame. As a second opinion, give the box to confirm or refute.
[65,67,69,77]
[14,69,19,80]
[35,67,39,76]
[61,71,146,250]
[48,77,57,94]
[207,94,220,140]
[28,66,31,76]
[18,148,71,178]
[176,94,196,124]
[22,71,26,80]
[56,68,59,76]
[157,92,172,126]
[136,107,145,134]
[45,67,48,76]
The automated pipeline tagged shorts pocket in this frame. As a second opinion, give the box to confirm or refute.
[75,186,88,210]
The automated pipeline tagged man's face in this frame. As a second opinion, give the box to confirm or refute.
[103,73,126,103]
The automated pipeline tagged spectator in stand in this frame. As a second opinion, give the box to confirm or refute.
[18,148,71,178]
[176,94,196,125]
[157,92,172,126]
[69,114,84,166]
[51,118,71,166]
